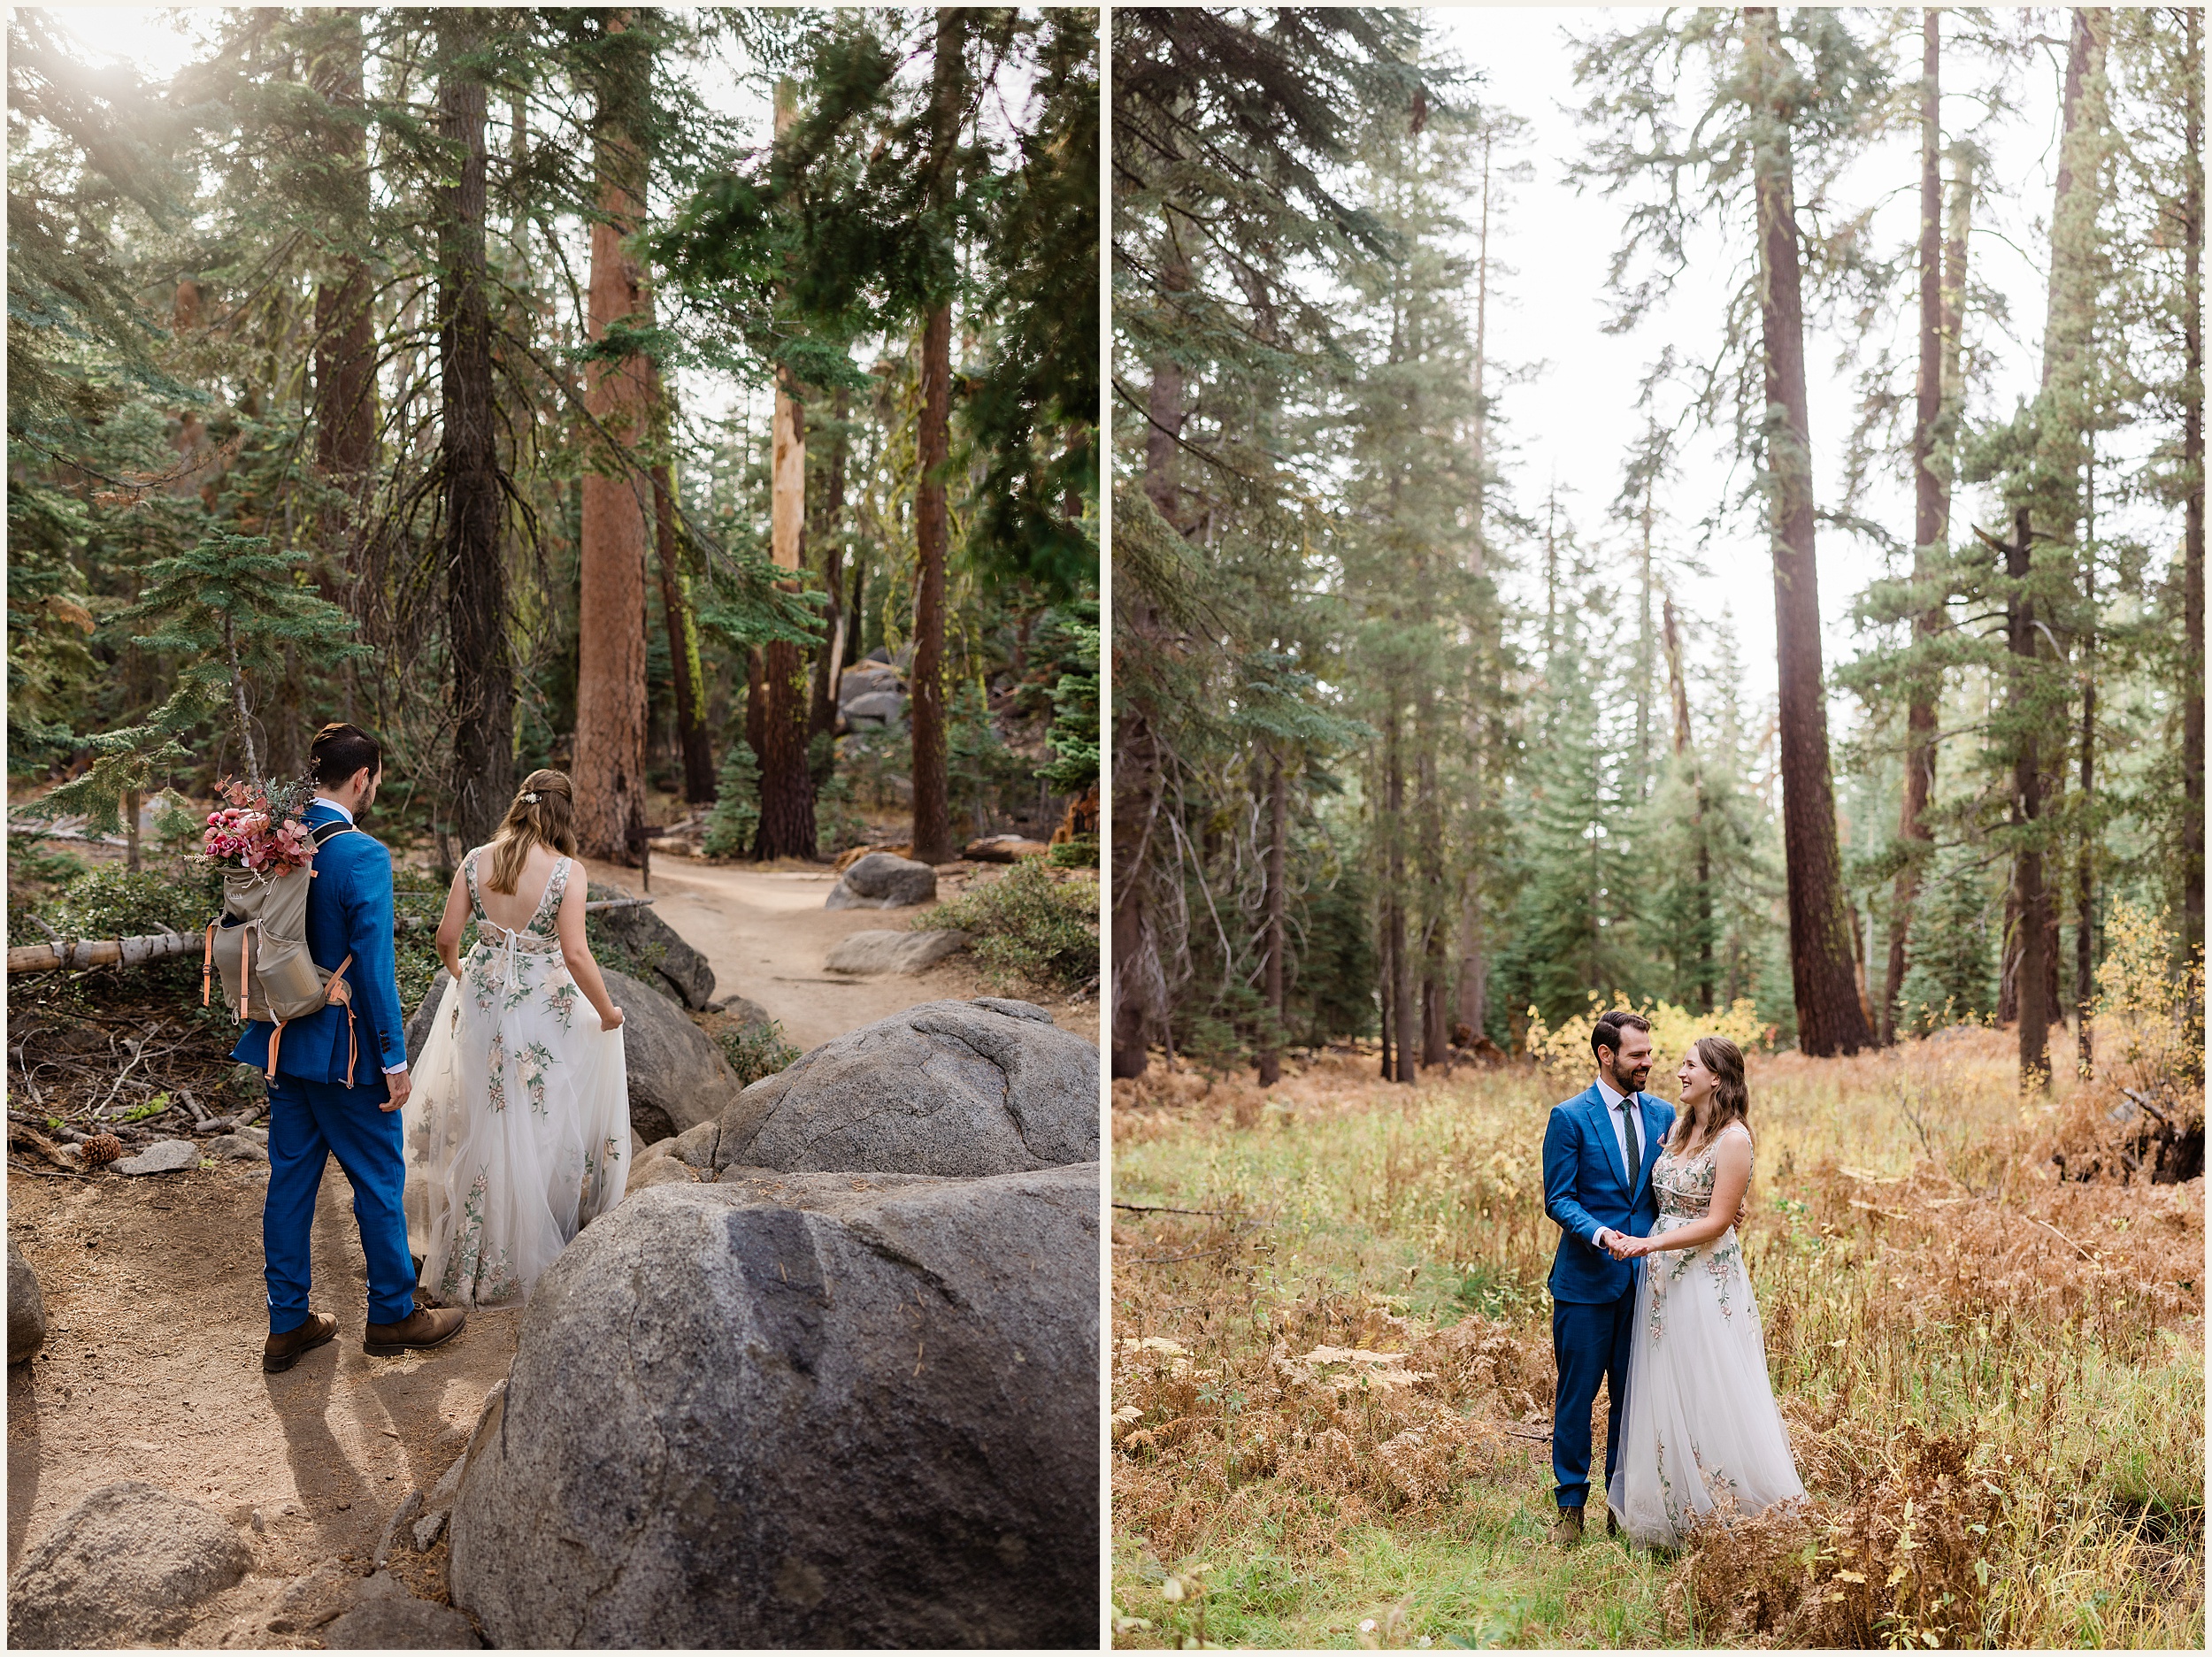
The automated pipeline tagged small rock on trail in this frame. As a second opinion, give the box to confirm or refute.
[6,1481,253,1649]
[823,851,938,909]
[112,1139,198,1176]
[9,1237,47,1363]
[822,927,971,976]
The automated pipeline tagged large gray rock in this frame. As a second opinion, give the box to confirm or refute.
[325,1592,480,1649]
[823,928,971,976]
[410,970,739,1146]
[841,690,908,729]
[9,1239,46,1364]
[447,1166,1100,1649]
[586,890,718,1010]
[604,970,741,1143]
[824,851,938,909]
[709,998,1098,1178]
[8,1482,253,1648]
[113,1139,197,1176]
[840,664,902,702]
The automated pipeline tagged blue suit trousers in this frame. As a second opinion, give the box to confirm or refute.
[264,1074,416,1333]
[1552,1287,1637,1511]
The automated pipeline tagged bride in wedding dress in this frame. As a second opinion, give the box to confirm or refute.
[1606,1035,1807,1546]
[402,771,630,1307]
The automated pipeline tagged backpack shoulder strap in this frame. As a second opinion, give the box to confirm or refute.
[311,820,358,848]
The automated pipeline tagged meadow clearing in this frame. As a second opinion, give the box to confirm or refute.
[1110,1019,2203,1649]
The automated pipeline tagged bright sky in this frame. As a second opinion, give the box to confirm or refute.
[1425,7,2147,732]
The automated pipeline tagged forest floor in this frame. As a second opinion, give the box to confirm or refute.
[6,1157,510,1643]
[2,834,1093,1643]
[578,851,1098,1048]
[1110,1029,2204,1649]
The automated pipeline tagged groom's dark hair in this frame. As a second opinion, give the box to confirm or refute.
[1591,1009,1651,1061]
[311,723,381,786]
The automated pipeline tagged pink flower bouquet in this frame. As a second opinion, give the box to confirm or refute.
[202,777,317,878]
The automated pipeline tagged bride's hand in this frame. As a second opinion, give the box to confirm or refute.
[600,1007,625,1032]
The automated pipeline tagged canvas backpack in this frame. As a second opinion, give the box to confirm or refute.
[203,819,363,1082]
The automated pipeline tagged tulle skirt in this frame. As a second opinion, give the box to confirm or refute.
[401,957,630,1308]
[1607,1216,1807,1546]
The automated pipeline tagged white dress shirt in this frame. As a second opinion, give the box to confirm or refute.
[312,792,404,1076]
[1591,1076,1644,1246]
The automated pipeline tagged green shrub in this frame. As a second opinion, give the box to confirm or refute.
[917,859,1097,993]
[702,742,760,858]
[718,1018,801,1086]
[1048,834,1098,869]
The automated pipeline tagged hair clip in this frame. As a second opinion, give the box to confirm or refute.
[522,792,540,804]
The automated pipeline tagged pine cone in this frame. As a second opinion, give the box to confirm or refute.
[81,1133,124,1168]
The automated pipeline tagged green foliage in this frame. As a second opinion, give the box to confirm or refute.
[917,859,1098,993]
[1048,835,1099,869]
[1037,601,1099,796]
[812,755,867,857]
[1897,849,1999,1032]
[702,742,762,860]
[718,1018,802,1088]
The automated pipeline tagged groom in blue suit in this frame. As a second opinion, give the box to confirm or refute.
[1540,1009,1671,1545]
[236,724,464,1373]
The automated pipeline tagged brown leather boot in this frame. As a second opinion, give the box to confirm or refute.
[1551,1507,1585,1547]
[363,1305,465,1356]
[264,1313,338,1374]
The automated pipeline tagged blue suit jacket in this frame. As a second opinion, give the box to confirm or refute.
[230,801,407,1100]
[1542,1082,1677,1304]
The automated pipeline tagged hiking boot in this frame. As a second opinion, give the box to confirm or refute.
[1607,1507,1620,1538]
[1551,1507,1585,1547]
[364,1305,465,1356]
[264,1313,338,1374]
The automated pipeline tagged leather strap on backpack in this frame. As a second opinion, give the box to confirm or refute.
[265,953,357,1087]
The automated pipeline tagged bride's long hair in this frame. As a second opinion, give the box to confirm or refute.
[1671,1034,1750,1154]
[485,769,580,894]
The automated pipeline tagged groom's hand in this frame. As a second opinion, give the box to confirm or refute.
[381,1068,411,1113]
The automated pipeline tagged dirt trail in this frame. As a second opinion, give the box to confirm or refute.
[577,854,1097,1049]
[2,849,1095,1640]
[6,1160,514,1641]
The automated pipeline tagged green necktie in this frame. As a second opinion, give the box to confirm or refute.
[1619,1095,1641,1192]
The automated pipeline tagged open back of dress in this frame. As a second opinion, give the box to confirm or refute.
[401,851,630,1306]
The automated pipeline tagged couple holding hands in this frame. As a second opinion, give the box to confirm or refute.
[1541,1009,1807,1548]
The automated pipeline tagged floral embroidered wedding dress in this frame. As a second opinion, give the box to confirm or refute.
[402,851,628,1306]
[1607,1121,1807,1546]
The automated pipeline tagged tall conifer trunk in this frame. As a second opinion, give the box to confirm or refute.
[1882,10,1947,1043]
[2183,5,2206,959]
[312,12,374,560]
[1110,250,1187,1080]
[2002,507,2051,1082]
[1663,596,1715,1011]
[1383,692,1415,1085]
[2078,457,2097,1073]
[574,12,651,863]
[436,11,512,850]
[1256,753,1287,1085]
[649,454,716,804]
[810,387,852,738]
[756,78,817,859]
[1746,6,1870,1055]
[1455,131,1496,1042]
[909,11,963,866]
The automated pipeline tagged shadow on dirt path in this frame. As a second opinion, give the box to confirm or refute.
[6,1159,518,1592]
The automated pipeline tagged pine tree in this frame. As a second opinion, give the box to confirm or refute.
[1571,7,1888,1054]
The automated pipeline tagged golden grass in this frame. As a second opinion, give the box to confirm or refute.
[1110,1026,2204,1649]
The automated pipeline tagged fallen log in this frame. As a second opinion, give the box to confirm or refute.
[7,898,658,975]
